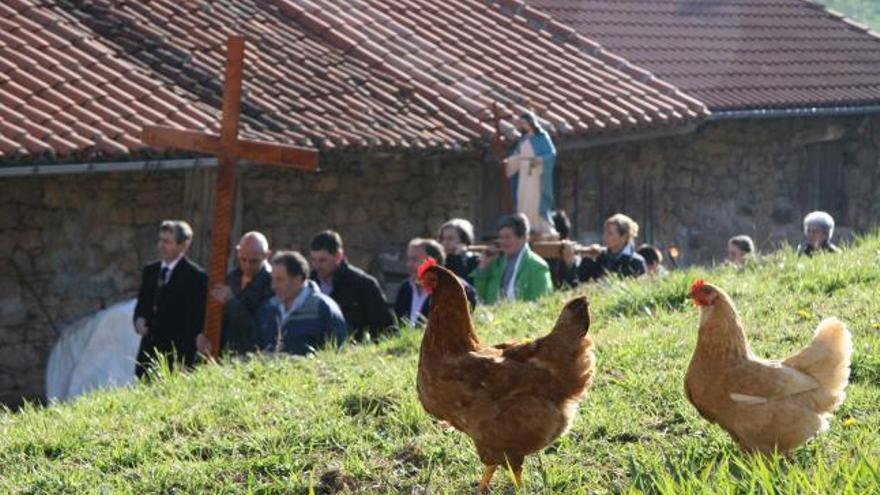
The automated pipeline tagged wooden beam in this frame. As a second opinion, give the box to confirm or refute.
[142,126,216,154]
[491,103,514,214]
[237,139,318,170]
[202,35,246,358]
[143,125,318,170]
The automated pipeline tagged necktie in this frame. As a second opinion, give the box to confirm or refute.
[152,266,170,315]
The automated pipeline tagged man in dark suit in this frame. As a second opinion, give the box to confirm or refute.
[395,238,478,326]
[308,230,398,342]
[133,220,207,377]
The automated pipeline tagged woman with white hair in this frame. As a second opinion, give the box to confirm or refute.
[797,211,842,256]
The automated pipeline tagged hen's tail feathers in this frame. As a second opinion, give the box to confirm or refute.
[784,318,852,413]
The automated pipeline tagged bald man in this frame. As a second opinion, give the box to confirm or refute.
[206,231,274,355]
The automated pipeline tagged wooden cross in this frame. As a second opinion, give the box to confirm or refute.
[142,35,319,358]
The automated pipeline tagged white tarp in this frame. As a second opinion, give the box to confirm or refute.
[46,298,141,402]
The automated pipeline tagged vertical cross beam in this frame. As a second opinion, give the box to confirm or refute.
[143,36,318,360]
[203,35,245,357]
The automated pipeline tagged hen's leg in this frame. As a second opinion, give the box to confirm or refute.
[513,468,523,489]
[478,465,496,493]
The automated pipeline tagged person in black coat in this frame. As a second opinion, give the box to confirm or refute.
[133,220,207,377]
[394,238,478,326]
[308,230,398,341]
[562,213,647,283]
[209,231,274,355]
[438,218,480,285]
[547,210,578,289]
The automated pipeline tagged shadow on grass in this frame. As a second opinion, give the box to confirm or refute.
[850,353,880,384]
[315,468,359,494]
[340,393,399,418]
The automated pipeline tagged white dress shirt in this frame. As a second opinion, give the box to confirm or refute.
[159,254,184,285]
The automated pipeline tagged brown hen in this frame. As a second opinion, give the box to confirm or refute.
[416,261,595,491]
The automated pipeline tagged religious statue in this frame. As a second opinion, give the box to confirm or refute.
[504,112,557,236]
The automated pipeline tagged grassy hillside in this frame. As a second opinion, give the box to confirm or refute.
[2,235,879,494]
[817,0,880,30]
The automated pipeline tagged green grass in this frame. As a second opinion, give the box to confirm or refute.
[817,0,880,30]
[2,235,880,494]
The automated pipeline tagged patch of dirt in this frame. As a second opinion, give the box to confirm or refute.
[384,343,417,357]
[607,432,643,444]
[316,468,359,494]
[394,442,429,470]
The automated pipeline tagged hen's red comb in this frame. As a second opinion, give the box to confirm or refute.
[691,279,705,295]
[417,257,438,279]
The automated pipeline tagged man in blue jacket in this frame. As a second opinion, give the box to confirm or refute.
[257,251,347,355]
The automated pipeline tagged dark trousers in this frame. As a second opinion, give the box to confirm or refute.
[135,335,194,378]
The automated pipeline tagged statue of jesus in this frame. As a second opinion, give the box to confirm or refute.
[504,112,557,236]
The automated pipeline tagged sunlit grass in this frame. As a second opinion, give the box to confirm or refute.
[1,234,879,493]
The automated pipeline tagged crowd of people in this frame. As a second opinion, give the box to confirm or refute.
[132,209,845,375]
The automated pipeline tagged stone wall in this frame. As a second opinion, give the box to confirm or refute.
[556,115,880,264]
[240,149,484,269]
[0,170,189,406]
[0,151,484,406]
[4,114,879,406]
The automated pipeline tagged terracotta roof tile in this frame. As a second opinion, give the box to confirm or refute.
[1,0,706,164]
[64,105,103,127]
[527,0,880,110]
[35,89,77,109]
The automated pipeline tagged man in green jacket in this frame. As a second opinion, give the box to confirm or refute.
[473,213,553,304]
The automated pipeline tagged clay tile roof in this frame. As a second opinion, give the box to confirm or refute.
[0,0,706,165]
[525,0,880,111]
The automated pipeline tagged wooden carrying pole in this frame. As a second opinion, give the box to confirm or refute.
[469,241,604,260]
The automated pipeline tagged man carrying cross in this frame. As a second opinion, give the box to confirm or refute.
[143,35,318,360]
[209,231,274,355]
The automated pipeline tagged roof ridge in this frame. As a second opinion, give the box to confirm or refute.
[799,0,880,41]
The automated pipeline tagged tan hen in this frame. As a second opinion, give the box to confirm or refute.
[686,280,852,454]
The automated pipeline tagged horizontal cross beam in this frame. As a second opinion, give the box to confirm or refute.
[143,125,319,171]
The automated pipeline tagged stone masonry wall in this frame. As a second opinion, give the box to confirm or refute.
[556,115,880,264]
[0,170,187,406]
[0,151,484,407]
[4,114,878,406]
[241,149,484,269]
